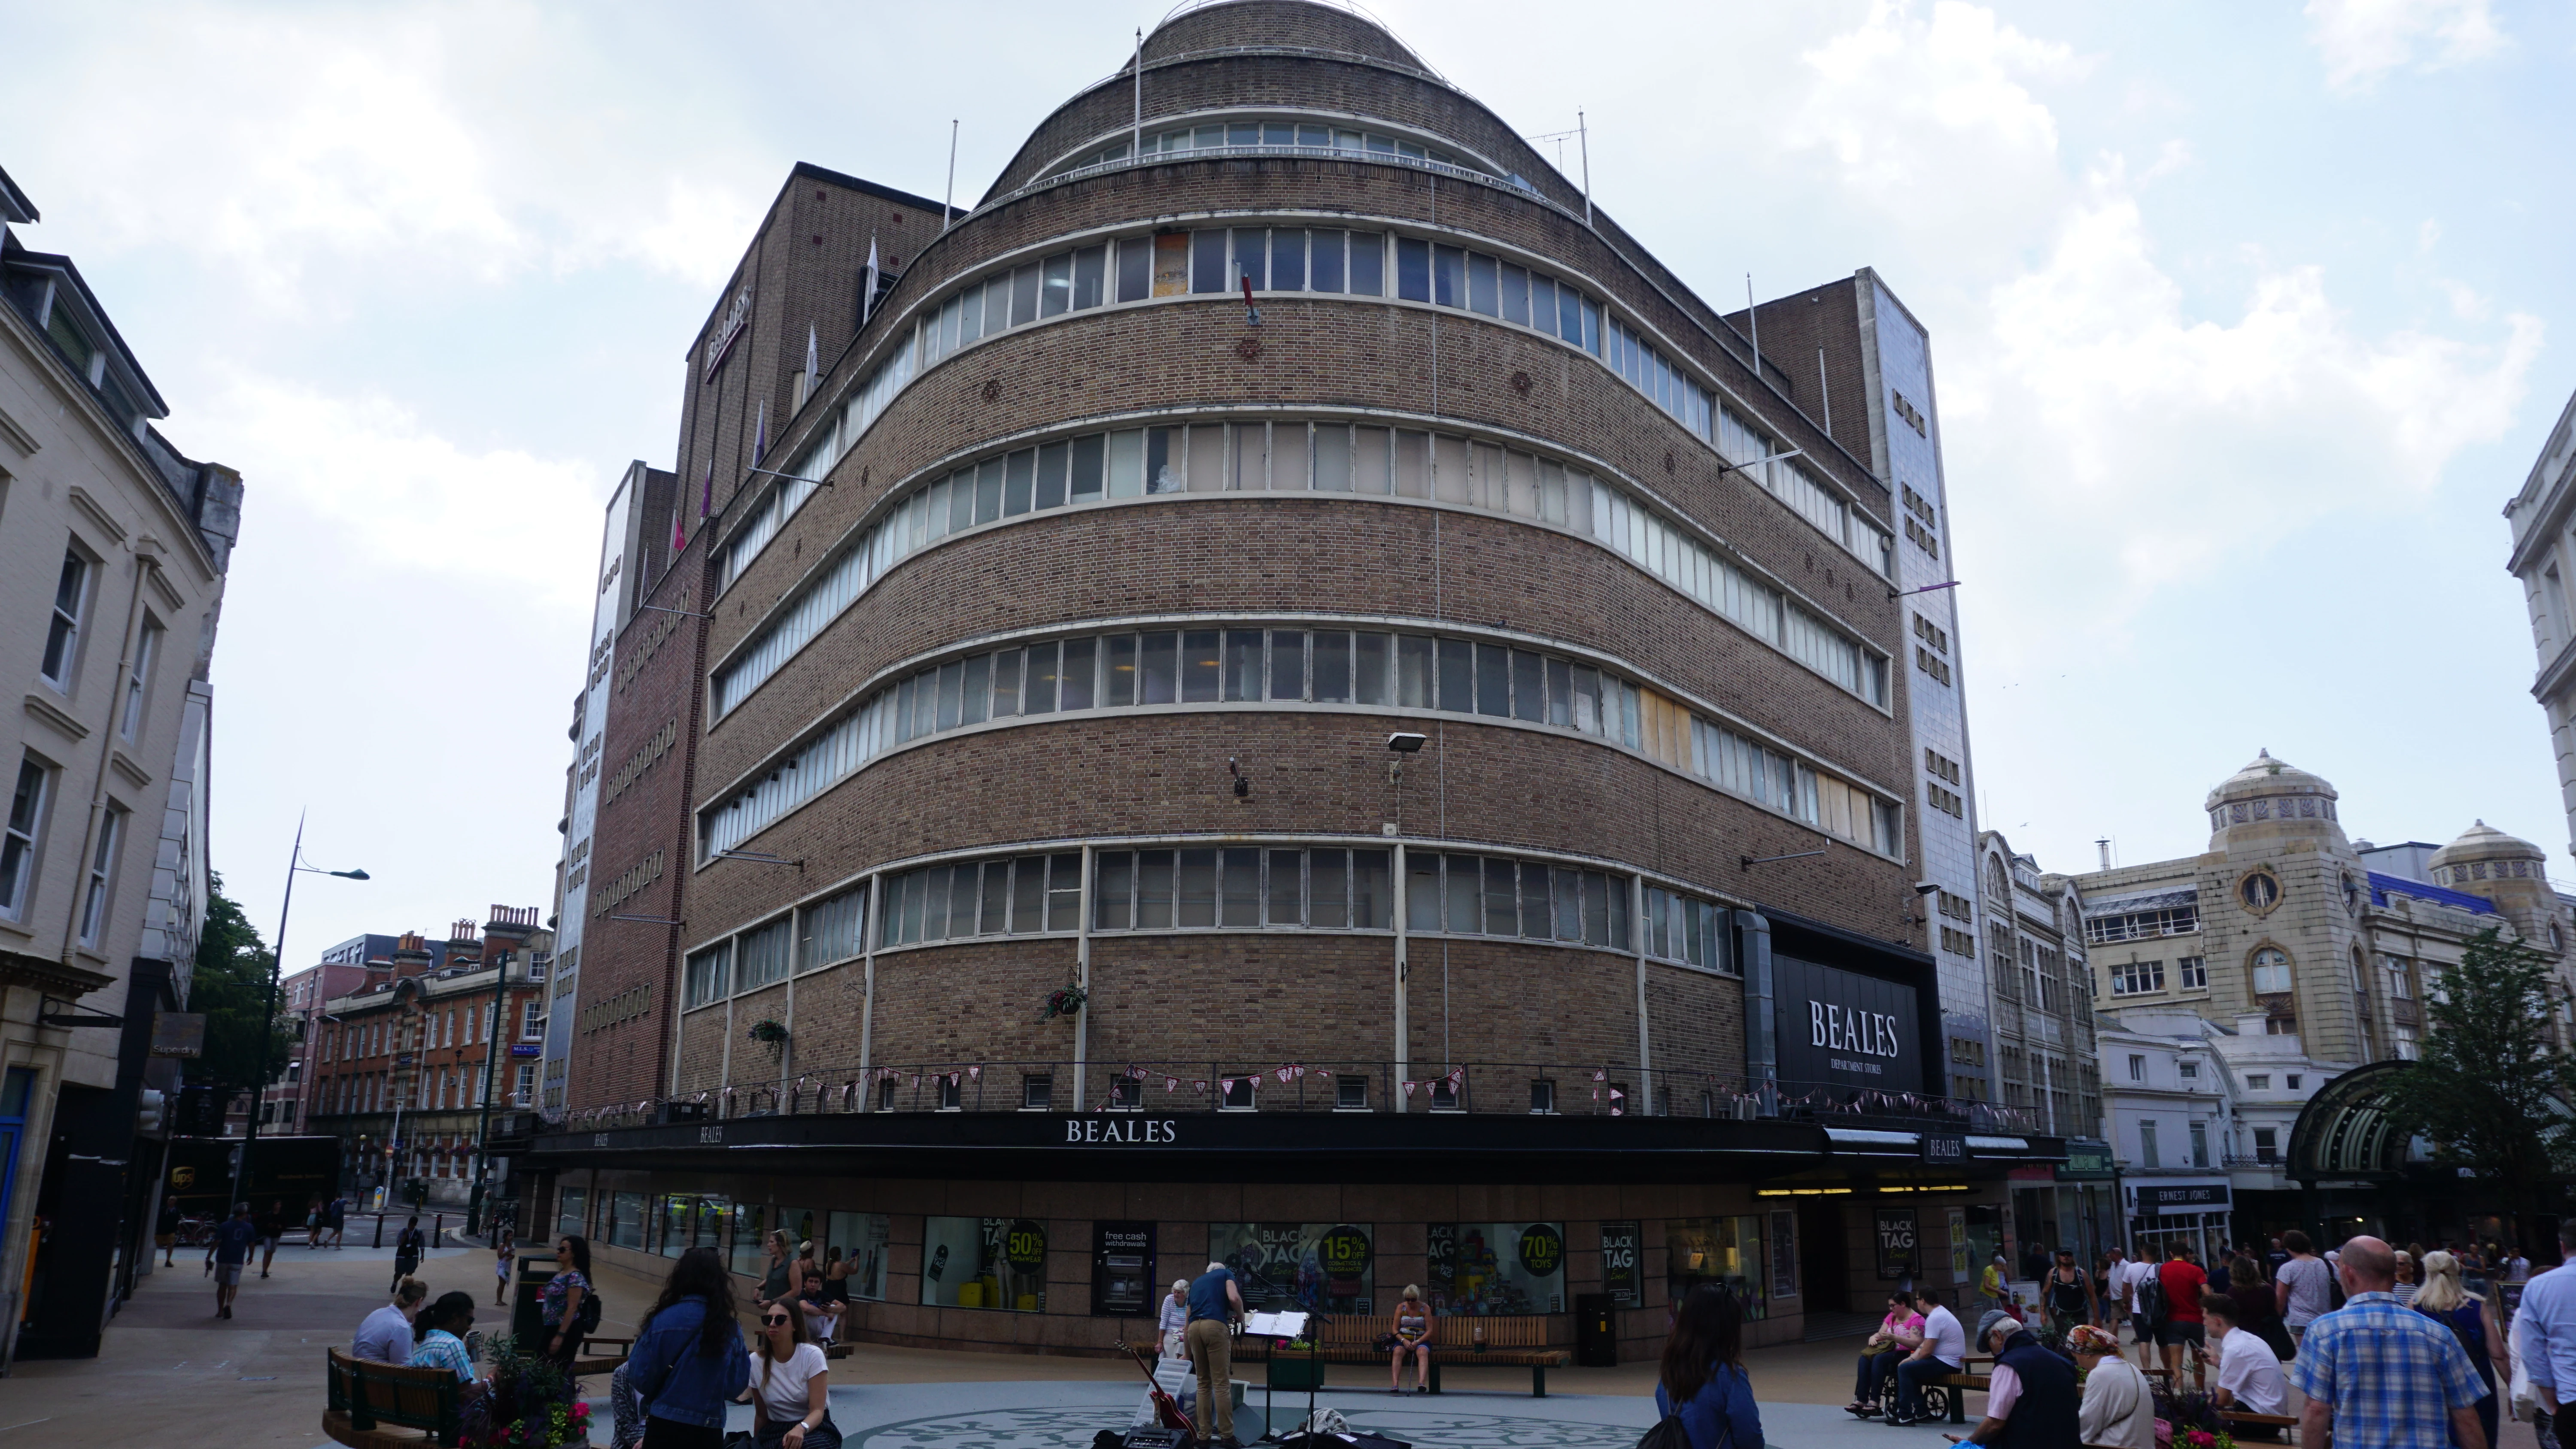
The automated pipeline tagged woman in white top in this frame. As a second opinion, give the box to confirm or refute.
[2069,1323,2154,1449]
[741,1297,837,1449]
[1159,1279,1191,1359]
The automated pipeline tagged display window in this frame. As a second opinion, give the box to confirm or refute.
[920,1216,1048,1311]
[830,1211,891,1301]
[1425,1222,1567,1315]
[730,1203,770,1275]
[1667,1216,1767,1319]
[1209,1222,1374,1313]
[556,1187,586,1240]
[608,1191,645,1250]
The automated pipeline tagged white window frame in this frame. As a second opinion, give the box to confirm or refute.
[76,806,123,947]
[1,754,53,922]
[118,619,161,740]
[39,547,92,691]
[521,1000,543,1040]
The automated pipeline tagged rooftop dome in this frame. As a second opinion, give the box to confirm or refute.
[2205,749,2339,811]
[1141,0,1427,71]
[2428,820,2549,884]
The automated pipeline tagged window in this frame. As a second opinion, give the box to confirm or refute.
[119,621,161,740]
[1641,886,1732,971]
[2253,1126,2278,1164]
[800,883,869,971]
[2189,1121,2209,1168]
[2285,1073,2302,1089]
[1406,852,1628,949]
[2266,1017,2298,1037]
[683,943,732,1008]
[708,412,1891,724]
[2240,872,2280,912]
[1107,1076,1142,1109]
[1020,1074,1052,1110]
[2127,1054,2145,1082]
[0,756,50,921]
[1220,1077,1256,1111]
[2178,1061,2199,1080]
[2084,905,2200,943]
[2109,960,2165,996]
[2139,1119,2160,1168]
[2176,955,2207,989]
[521,1001,543,1040]
[734,917,791,991]
[1528,1079,1556,1114]
[1336,1076,1369,1111]
[2251,948,2293,995]
[2246,1074,2269,1090]
[39,550,90,688]
[2383,956,2413,999]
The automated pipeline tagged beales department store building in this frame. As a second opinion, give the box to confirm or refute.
[528,0,2061,1359]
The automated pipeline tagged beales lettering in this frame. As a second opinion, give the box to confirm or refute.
[1065,1118,1182,1145]
[1810,1002,1901,1058]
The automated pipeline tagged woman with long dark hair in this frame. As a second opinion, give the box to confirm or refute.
[625,1246,751,1449]
[1654,1285,1765,1449]
[742,1297,836,1449]
[543,1234,592,1367]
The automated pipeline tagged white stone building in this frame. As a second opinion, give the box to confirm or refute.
[2506,387,2576,861]
[1976,831,2114,1267]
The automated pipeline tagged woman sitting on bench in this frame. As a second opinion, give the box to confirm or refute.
[1390,1285,1433,1394]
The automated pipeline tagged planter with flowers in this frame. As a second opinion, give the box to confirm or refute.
[459,1334,592,1449]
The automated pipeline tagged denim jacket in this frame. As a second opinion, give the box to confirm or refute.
[623,1294,750,1429]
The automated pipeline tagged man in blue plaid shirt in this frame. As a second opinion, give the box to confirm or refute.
[2287,1236,2490,1448]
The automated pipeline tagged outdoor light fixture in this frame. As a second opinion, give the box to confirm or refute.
[1227,757,1250,799]
[1386,732,1426,753]
[1913,881,1940,897]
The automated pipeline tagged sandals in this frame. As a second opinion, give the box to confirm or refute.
[1846,1402,1879,1418]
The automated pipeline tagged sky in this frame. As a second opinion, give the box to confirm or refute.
[3,0,2570,956]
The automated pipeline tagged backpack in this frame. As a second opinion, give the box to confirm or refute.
[2134,1267,2167,1327]
[577,1285,604,1334]
[1635,1418,1692,1449]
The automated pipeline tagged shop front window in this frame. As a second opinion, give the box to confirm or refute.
[921,1216,1048,1311]
[1425,1222,1567,1315]
[556,1187,587,1240]
[610,1191,646,1250]
[1666,1217,1767,1319]
[829,1211,892,1301]
[1210,1222,1375,1313]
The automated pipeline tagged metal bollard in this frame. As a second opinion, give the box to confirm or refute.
[434,1213,444,1243]
[374,1214,385,1249]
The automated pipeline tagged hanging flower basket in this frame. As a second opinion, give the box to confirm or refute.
[1039,984,1088,1022]
[746,1019,789,1058]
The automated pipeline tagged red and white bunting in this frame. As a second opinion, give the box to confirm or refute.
[1129,1065,1147,1080]
[1193,1080,1209,1093]
[1448,1067,1465,1085]
[1593,1069,1607,1082]
[1403,1080,1419,1097]
[1165,1077,1181,1093]
[968,1065,982,1080]
[1275,1066,1294,1085]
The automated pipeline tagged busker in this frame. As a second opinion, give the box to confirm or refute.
[1183,1261,1245,1449]
[1947,1309,2078,1449]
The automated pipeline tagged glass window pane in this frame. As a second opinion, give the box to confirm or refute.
[1073,245,1106,309]
[1511,650,1545,722]
[1407,853,1442,931]
[1581,297,1601,355]
[959,286,983,343]
[1349,233,1384,296]
[1137,849,1176,928]
[1571,665,1601,734]
[1232,421,1267,490]
[1500,263,1529,325]
[1553,870,1583,942]
[1058,637,1094,710]
[1224,630,1264,701]
[1095,851,1134,930]
[1012,855,1045,932]
[936,661,965,730]
[1396,237,1430,302]
[1475,643,1510,716]
[1220,848,1260,927]
[1267,849,1305,925]
[924,478,953,539]
[1269,630,1306,700]
[1272,229,1306,291]
[1437,638,1473,711]
[1227,122,1255,146]
[1181,630,1221,702]
[1177,849,1217,927]
[1308,849,1346,928]
[1035,440,1070,510]
[1354,426,1390,493]
[1040,253,1072,316]
[990,649,1021,718]
[1531,276,1555,333]
[1434,434,1470,503]
[974,459,1004,524]
[1106,429,1142,498]
[1312,424,1349,491]
[1483,858,1518,935]
[980,861,1010,934]
[1467,252,1498,315]
[1520,864,1552,939]
[1394,430,1429,498]
[1231,228,1267,291]
[1583,872,1610,947]
[1185,424,1225,492]
[1354,849,1390,928]
[1312,230,1345,292]
[1141,631,1179,703]
[1355,632,1390,705]
[921,867,952,941]
[1048,854,1083,931]
[1003,449,1035,516]
[1444,855,1480,933]
[1313,631,1351,702]
[1558,285,1583,344]
[1398,635,1434,707]
[1118,237,1152,302]
[1432,245,1465,308]
[1105,634,1138,706]
[1070,433,1105,501]
[959,654,990,725]
[1145,427,1175,494]
[1191,230,1228,293]
[948,470,975,534]
[1011,264,1040,324]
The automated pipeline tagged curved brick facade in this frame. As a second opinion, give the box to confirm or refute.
[536,0,2030,1361]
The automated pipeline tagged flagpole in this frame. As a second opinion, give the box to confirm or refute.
[943,120,958,231]
[1132,29,1143,160]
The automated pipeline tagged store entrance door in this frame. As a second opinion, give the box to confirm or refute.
[1800,1199,1850,1315]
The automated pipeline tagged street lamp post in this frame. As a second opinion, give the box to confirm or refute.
[227,813,368,1216]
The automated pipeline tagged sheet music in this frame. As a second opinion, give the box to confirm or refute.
[1244,1310,1310,1337]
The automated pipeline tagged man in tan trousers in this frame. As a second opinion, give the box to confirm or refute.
[1183,1260,1247,1447]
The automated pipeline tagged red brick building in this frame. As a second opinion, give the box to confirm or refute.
[529,0,2059,1358]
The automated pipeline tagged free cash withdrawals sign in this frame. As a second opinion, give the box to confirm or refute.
[1774,955,1924,1095]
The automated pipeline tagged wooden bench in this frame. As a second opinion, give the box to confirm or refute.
[323,1348,464,1449]
[2220,1410,2299,1443]
[1424,1316,1568,1397]
[570,1336,633,1378]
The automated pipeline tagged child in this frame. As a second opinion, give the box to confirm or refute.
[493,1224,516,1307]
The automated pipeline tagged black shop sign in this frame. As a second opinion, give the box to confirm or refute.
[1600,1221,1642,1307]
[2142,1185,2230,1215]
[1774,955,1924,1096]
[1091,1220,1157,1318]
[1874,1206,1920,1281]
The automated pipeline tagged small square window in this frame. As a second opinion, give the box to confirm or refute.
[1221,1077,1257,1111]
[2127,1054,2145,1082]
[1428,1080,1461,1112]
[1336,1076,1369,1111]
[1108,1076,1142,1110]
[2246,1074,2269,1090]
[2286,1074,2303,1089]
[877,1078,896,1111]
[1528,1079,1556,1114]
[1021,1074,1053,1110]
[2178,1061,2198,1080]
[937,1076,962,1111]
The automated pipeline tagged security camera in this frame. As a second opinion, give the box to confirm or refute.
[1387,732,1427,754]
[1913,881,1941,897]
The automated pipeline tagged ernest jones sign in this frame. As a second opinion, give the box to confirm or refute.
[1774,955,1923,1095]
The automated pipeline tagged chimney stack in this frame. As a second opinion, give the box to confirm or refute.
[2096,838,2112,870]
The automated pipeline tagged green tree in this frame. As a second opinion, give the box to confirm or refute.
[2380,925,2576,1207]
[187,871,288,1101]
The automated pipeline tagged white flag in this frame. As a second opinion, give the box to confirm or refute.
[863,237,881,324]
[804,323,820,392]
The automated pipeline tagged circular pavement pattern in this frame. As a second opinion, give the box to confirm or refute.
[851,1404,1642,1449]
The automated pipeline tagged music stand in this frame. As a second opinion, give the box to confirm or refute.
[1247,1309,1320,1443]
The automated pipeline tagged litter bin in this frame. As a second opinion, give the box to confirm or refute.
[1574,1293,1618,1367]
[513,1261,558,1346]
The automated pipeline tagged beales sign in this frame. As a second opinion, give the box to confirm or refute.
[1774,955,1923,1095]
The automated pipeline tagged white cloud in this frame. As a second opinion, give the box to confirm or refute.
[2304,0,2505,92]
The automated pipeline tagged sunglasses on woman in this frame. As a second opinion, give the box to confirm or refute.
[762,1314,791,1325]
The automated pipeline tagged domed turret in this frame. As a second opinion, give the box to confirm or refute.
[2205,749,2347,848]
[2428,820,2549,890]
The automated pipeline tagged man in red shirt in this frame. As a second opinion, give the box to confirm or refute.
[2156,1243,2210,1385]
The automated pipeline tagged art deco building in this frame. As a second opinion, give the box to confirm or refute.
[531,0,2065,1358]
